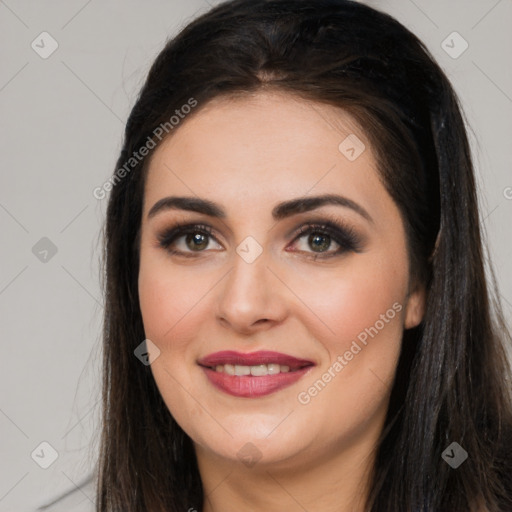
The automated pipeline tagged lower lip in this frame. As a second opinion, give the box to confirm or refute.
[201,366,313,398]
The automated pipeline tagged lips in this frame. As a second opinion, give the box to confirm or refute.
[198,350,314,369]
[197,350,315,398]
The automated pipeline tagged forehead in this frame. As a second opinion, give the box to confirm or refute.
[142,91,383,220]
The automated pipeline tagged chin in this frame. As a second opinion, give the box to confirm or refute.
[190,414,315,469]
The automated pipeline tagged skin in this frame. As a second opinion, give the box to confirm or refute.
[138,90,425,512]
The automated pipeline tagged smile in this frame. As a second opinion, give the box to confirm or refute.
[197,350,315,398]
[212,363,293,375]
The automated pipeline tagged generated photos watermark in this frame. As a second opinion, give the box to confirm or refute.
[297,301,403,405]
[93,97,198,200]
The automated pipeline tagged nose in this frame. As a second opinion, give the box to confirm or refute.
[215,249,288,335]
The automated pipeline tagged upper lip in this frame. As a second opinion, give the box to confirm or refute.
[198,350,315,370]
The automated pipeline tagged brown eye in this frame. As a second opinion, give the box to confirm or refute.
[157,223,222,256]
[289,221,363,259]
[306,232,334,253]
[184,232,209,251]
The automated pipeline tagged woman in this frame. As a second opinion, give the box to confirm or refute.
[97,0,512,510]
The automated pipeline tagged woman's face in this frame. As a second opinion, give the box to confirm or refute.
[138,91,425,472]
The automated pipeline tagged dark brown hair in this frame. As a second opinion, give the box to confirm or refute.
[97,0,512,510]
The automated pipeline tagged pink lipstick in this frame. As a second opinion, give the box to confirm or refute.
[197,350,314,398]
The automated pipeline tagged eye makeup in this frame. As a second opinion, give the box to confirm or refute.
[155,213,365,260]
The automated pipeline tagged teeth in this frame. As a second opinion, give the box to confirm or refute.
[250,364,267,376]
[212,363,293,375]
[267,364,280,375]
[235,365,251,376]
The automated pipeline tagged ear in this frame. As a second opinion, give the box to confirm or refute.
[404,281,426,329]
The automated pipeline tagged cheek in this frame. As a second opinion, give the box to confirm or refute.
[138,258,210,425]
[138,254,209,349]
[287,250,409,356]
[289,254,408,442]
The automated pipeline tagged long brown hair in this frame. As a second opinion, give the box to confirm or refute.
[97,1,512,510]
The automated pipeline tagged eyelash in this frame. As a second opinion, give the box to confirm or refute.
[156,218,363,260]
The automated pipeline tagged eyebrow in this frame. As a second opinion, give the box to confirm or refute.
[147,194,373,223]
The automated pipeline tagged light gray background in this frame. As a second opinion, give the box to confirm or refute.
[1,1,511,510]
